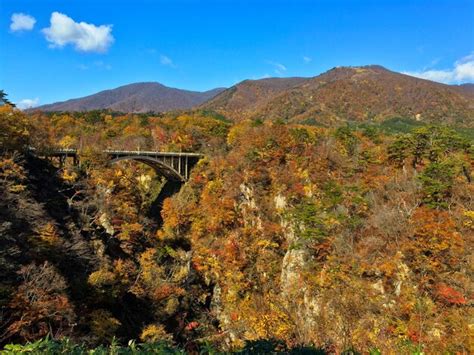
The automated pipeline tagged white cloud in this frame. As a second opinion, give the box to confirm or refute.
[403,53,474,84]
[17,98,40,110]
[303,56,312,63]
[266,60,287,75]
[42,12,114,53]
[160,54,176,67]
[10,13,36,32]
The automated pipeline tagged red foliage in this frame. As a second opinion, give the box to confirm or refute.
[185,321,200,331]
[435,283,466,305]
[153,284,185,302]
[408,329,420,343]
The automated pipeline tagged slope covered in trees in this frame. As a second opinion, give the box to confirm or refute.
[0,104,472,353]
[202,66,474,127]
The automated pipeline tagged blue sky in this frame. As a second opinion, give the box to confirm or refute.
[1,0,473,108]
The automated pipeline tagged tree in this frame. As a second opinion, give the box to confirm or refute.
[418,160,456,208]
[4,262,75,343]
[0,106,30,151]
[0,90,15,107]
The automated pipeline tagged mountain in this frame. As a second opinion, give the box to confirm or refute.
[34,67,474,126]
[201,66,474,126]
[202,77,309,117]
[35,83,226,113]
[452,83,474,99]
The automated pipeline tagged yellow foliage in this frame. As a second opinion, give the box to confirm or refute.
[139,249,164,286]
[226,120,251,146]
[88,268,117,288]
[0,157,26,193]
[89,309,121,341]
[59,135,77,148]
[238,295,293,341]
[117,222,142,241]
[35,222,61,248]
[256,239,279,249]
[140,324,173,343]
[0,105,30,150]
[463,210,474,229]
[61,168,78,182]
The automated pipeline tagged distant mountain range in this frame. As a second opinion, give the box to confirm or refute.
[202,65,474,126]
[35,83,225,113]
[34,66,474,126]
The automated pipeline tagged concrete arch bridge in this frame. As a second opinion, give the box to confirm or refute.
[35,148,203,182]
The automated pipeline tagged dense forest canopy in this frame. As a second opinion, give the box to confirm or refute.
[0,103,472,353]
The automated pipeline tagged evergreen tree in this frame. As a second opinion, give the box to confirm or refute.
[0,90,15,107]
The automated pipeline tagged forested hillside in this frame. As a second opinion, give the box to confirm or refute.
[202,66,474,127]
[0,104,472,353]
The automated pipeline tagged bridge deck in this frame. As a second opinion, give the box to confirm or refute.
[104,150,203,157]
[32,148,203,157]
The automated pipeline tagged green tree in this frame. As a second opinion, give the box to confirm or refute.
[0,90,15,107]
[418,160,456,208]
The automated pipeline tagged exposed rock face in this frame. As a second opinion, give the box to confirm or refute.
[210,284,239,346]
[274,194,287,210]
[280,220,308,294]
[277,196,321,339]
[238,183,262,230]
[99,213,114,235]
[393,253,411,297]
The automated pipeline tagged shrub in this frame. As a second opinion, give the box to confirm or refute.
[334,126,359,155]
[89,309,121,342]
[140,324,173,343]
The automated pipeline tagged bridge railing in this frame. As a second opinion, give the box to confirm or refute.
[103,150,203,157]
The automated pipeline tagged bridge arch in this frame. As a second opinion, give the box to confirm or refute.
[109,156,185,182]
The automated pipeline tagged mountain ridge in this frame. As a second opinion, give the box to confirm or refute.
[35,82,226,113]
[34,66,474,127]
[202,65,474,126]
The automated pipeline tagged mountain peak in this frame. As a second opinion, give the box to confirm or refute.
[35,83,226,113]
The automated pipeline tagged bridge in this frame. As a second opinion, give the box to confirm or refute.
[34,148,203,182]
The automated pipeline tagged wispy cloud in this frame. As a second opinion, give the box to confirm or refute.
[160,54,176,68]
[17,98,40,110]
[426,57,441,69]
[266,60,287,75]
[303,56,312,63]
[94,60,112,70]
[10,13,36,32]
[77,61,112,71]
[403,53,474,84]
[251,73,271,80]
[42,12,114,53]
